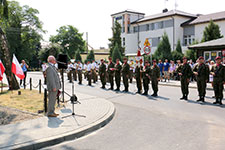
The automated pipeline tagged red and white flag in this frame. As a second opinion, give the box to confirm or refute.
[0,59,5,81]
[12,54,25,79]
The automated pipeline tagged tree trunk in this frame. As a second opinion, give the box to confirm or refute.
[0,27,20,90]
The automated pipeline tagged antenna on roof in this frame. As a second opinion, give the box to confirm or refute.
[175,0,178,10]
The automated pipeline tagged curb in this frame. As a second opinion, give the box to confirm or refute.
[4,101,116,150]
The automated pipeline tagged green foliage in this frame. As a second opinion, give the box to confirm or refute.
[185,49,197,62]
[154,32,172,60]
[175,39,182,53]
[171,50,184,61]
[202,20,223,42]
[109,21,124,56]
[39,43,62,62]
[1,1,44,68]
[86,50,95,62]
[0,0,8,19]
[75,50,82,62]
[50,25,86,58]
[112,43,122,63]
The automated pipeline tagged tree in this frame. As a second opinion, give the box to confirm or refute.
[185,41,199,62]
[112,43,122,63]
[108,21,124,56]
[175,39,182,53]
[172,39,184,61]
[75,50,82,62]
[50,25,86,58]
[154,32,172,60]
[202,20,223,42]
[0,0,19,90]
[86,50,95,62]
[39,43,62,62]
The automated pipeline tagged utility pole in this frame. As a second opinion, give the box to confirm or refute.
[86,32,88,53]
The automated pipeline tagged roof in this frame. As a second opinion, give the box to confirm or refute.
[188,37,225,50]
[182,11,225,26]
[132,10,197,24]
[111,10,145,16]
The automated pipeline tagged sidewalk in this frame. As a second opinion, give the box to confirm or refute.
[0,92,115,150]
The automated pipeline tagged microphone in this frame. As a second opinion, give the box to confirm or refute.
[56,60,67,65]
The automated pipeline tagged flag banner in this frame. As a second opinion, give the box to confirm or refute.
[0,60,5,81]
[12,54,25,79]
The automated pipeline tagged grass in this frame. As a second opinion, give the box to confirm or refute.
[0,89,44,113]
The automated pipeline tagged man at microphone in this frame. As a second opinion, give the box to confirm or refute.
[46,55,61,117]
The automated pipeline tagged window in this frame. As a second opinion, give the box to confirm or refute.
[151,23,155,30]
[146,24,149,31]
[184,35,195,46]
[123,37,125,47]
[158,21,163,29]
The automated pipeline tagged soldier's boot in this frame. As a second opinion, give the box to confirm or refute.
[184,95,188,100]
[219,99,223,105]
[142,91,148,95]
[197,96,202,102]
[202,97,205,102]
[180,95,185,100]
[151,92,157,97]
[213,98,219,104]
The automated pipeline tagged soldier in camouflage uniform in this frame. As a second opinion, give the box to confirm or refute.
[121,57,130,92]
[177,57,193,100]
[151,60,160,97]
[99,59,106,89]
[115,59,122,91]
[210,56,225,105]
[135,60,143,94]
[107,57,115,90]
[193,56,209,102]
[142,61,151,95]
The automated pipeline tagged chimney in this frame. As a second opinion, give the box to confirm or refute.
[163,8,168,13]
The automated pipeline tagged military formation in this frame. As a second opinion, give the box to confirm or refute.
[63,56,225,105]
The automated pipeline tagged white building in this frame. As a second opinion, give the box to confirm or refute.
[111,9,225,59]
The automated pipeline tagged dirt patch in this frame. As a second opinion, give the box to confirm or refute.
[0,106,40,126]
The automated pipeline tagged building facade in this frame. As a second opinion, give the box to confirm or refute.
[111,10,225,59]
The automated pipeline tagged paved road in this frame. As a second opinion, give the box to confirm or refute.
[27,72,225,150]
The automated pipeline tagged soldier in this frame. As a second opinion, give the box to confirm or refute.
[107,57,115,90]
[142,61,151,95]
[91,60,97,83]
[210,56,225,105]
[67,61,73,83]
[134,60,143,94]
[77,60,83,84]
[71,61,77,81]
[193,56,209,102]
[151,60,160,97]
[99,59,106,89]
[177,57,192,100]
[115,59,122,91]
[129,59,135,83]
[121,57,130,92]
[87,61,92,86]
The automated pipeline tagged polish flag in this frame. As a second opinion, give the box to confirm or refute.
[12,54,25,79]
[0,60,5,81]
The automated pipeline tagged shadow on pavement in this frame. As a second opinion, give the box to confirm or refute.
[48,117,64,128]
[187,99,225,108]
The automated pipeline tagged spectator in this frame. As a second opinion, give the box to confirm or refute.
[169,61,176,80]
[163,59,170,82]
[20,60,29,87]
[158,60,164,82]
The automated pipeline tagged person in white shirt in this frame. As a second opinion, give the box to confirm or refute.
[71,62,77,81]
[91,60,97,83]
[83,62,87,79]
[67,62,73,83]
[42,62,47,84]
[77,61,83,84]
[87,61,92,86]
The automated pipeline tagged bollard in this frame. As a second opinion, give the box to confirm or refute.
[44,89,47,113]
[30,78,32,90]
[39,79,41,94]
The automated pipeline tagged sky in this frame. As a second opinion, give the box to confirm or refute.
[15,0,225,49]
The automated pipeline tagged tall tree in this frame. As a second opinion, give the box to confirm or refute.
[112,43,122,63]
[154,32,172,60]
[202,20,223,42]
[50,25,86,58]
[39,43,62,62]
[108,21,124,56]
[86,50,95,62]
[0,0,19,90]
[75,50,82,62]
[172,39,183,61]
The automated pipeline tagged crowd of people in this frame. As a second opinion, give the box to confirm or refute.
[42,55,224,117]
[42,56,225,105]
